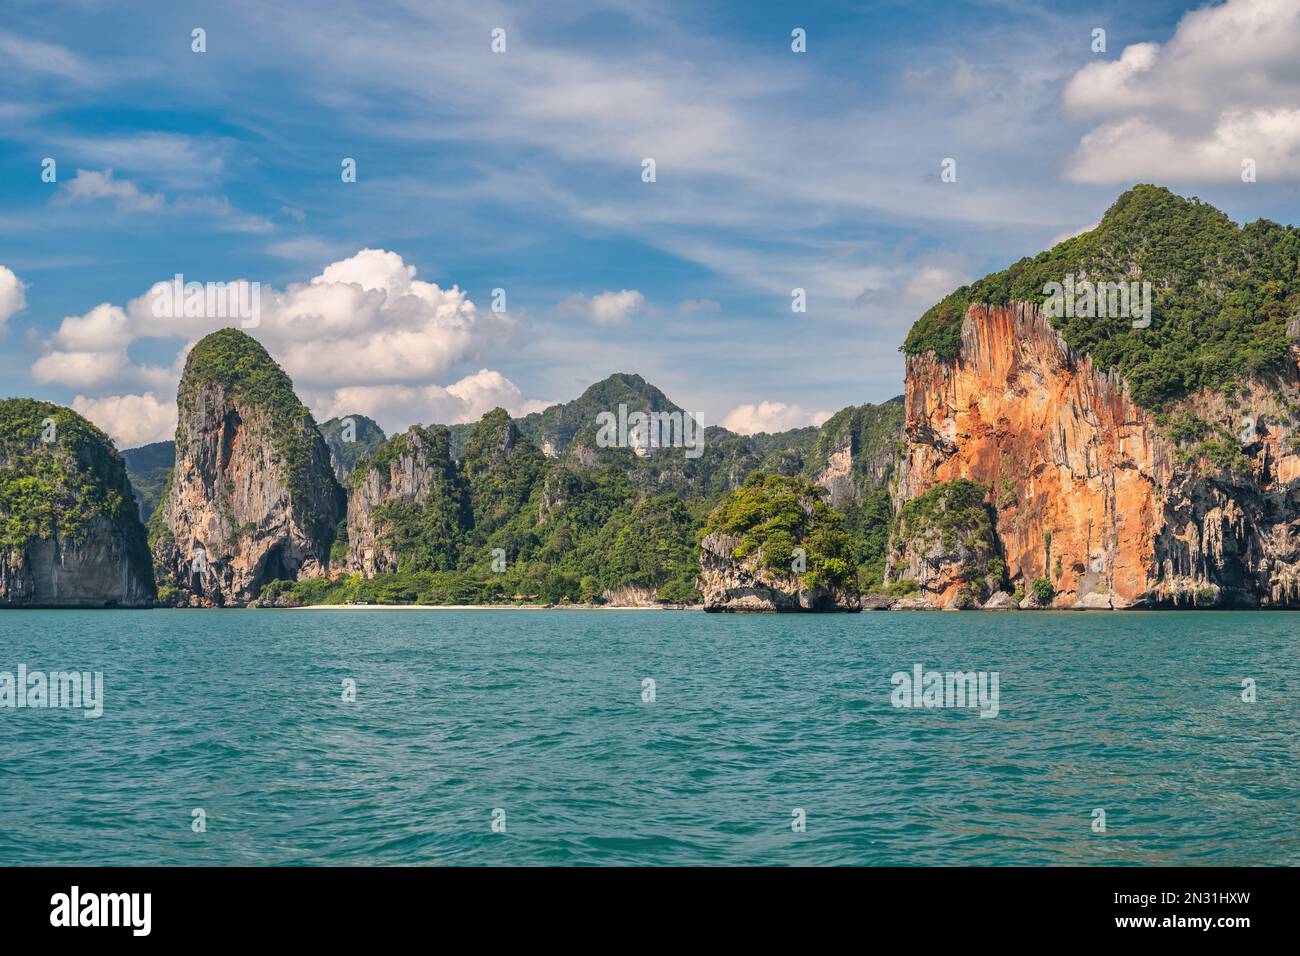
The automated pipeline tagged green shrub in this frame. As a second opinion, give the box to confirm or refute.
[703,472,857,589]
[887,578,920,597]
[1032,577,1054,605]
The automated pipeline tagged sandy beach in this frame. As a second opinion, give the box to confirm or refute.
[287,603,700,611]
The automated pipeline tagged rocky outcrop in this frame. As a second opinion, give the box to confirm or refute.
[346,425,470,576]
[802,400,904,508]
[318,414,385,484]
[699,532,860,612]
[155,329,344,606]
[894,302,1300,608]
[983,591,1018,610]
[0,400,154,607]
[886,477,1003,608]
[601,585,663,607]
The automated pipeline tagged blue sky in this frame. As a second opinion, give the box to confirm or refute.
[2,0,1299,445]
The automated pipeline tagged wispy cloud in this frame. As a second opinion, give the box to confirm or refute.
[0,28,100,85]
[56,169,165,212]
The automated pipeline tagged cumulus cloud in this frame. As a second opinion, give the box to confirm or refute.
[34,248,538,437]
[0,265,27,326]
[72,392,176,448]
[57,168,164,212]
[1063,0,1300,183]
[33,347,173,393]
[35,248,515,394]
[721,401,833,435]
[1069,110,1300,184]
[47,302,132,351]
[309,368,550,435]
[557,289,644,327]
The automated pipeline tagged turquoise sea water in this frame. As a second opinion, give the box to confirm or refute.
[0,609,1296,866]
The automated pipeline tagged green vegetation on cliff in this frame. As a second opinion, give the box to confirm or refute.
[461,408,548,540]
[903,185,1300,407]
[796,398,904,591]
[702,472,856,589]
[153,362,901,607]
[518,373,680,453]
[180,328,343,542]
[0,399,153,592]
[360,425,473,573]
[145,467,174,552]
[270,466,698,607]
[121,441,174,521]
[894,479,994,551]
[319,414,385,481]
[269,406,701,606]
[890,478,1003,604]
[843,487,894,592]
[801,399,904,490]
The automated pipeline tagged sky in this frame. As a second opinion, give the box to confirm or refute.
[2,0,1299,447]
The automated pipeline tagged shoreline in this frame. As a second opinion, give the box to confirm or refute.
[284,603,701,611]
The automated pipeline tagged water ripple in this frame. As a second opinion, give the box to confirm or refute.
[1,609,1297,865]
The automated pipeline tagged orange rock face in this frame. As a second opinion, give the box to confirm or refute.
[896,303,1300,608]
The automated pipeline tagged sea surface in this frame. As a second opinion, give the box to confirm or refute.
[0,609,1296,866]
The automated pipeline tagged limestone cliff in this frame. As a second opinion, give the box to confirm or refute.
[699,532,861,611]
[154,329,344,606]
[0,399,154,607]
[887,475,1004,609]
[698,473,861,612]
[800,399,904,508]
[345,424,471,576]
[319,414,386,484]
[893,302,1300,608]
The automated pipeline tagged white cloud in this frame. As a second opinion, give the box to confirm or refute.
[48,302,131,351]
[309,368,547,435]
[0,265,27,326]
[0,29,99,85]
[1064,0,1300,182]
[32,347,173,394]
[57,169,164,212]
[1069,110,1300,184]
[557,289,644,327]
[38,249,545,440]
[902,264,970,307]
[52,133,224,188]
[72,392,176,448]
[721,401,832,435]
[49,167,266,231]
[35,248,516,400]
